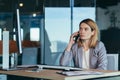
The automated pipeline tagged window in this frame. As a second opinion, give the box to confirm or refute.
[73,7,95,32]
[30,28,40,41]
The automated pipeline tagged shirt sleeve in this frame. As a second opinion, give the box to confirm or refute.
[60,50,73,66]
[96,41,108,70]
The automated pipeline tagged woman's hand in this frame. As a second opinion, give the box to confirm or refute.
[66,31,79,51]
[69,31,79,44]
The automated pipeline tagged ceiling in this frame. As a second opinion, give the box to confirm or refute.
[0,0,43,13]
[0,0,120,13]
[96,0,120,8]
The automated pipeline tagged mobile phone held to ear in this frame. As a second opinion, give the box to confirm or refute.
[74,34,80,43]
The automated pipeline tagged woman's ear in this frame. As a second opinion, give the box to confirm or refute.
[91,30,95,36]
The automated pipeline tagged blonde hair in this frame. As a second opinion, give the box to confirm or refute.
[78,18,99,48]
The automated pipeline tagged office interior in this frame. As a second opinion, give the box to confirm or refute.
[0,0,120,75]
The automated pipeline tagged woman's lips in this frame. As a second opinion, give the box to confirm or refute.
[80,35,84,37]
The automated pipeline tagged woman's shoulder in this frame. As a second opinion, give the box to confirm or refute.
[97,41,105,46]
[95,41,106,50]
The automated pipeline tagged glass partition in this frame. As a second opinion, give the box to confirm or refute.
[44,7,70,65]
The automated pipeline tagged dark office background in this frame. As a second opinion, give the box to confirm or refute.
[0,0,120,70]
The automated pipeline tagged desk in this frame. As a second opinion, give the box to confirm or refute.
[0,68,120,80]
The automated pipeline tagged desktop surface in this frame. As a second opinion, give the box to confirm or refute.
[0,65,120,80]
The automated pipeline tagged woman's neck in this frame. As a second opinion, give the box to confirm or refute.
[82,39,90,51]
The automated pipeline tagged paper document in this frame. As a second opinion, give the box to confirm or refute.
[58,71,104,76]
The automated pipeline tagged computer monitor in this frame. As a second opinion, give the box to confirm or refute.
[16,9,22,54]
[2,9,23,70]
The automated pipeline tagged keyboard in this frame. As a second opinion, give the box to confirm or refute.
[1,65,83,71]
[37,65,83,71]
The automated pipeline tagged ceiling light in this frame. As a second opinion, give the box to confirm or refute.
[19,3,23,7]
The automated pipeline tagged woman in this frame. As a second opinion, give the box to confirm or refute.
[60,18,107,70]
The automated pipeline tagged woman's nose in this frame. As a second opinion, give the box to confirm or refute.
[80,29,84,33]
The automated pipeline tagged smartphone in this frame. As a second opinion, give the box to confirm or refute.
[74,34,80,43]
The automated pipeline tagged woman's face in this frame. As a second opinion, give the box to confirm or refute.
[79,23,94,40]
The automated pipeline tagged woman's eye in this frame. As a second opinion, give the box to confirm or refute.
[85,28,89,31]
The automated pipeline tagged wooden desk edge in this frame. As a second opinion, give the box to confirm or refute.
[0,68,120,80]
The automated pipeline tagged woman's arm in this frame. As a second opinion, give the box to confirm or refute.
[96,42,108,70]
[60,50,73,66]
[60,31,79,66]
